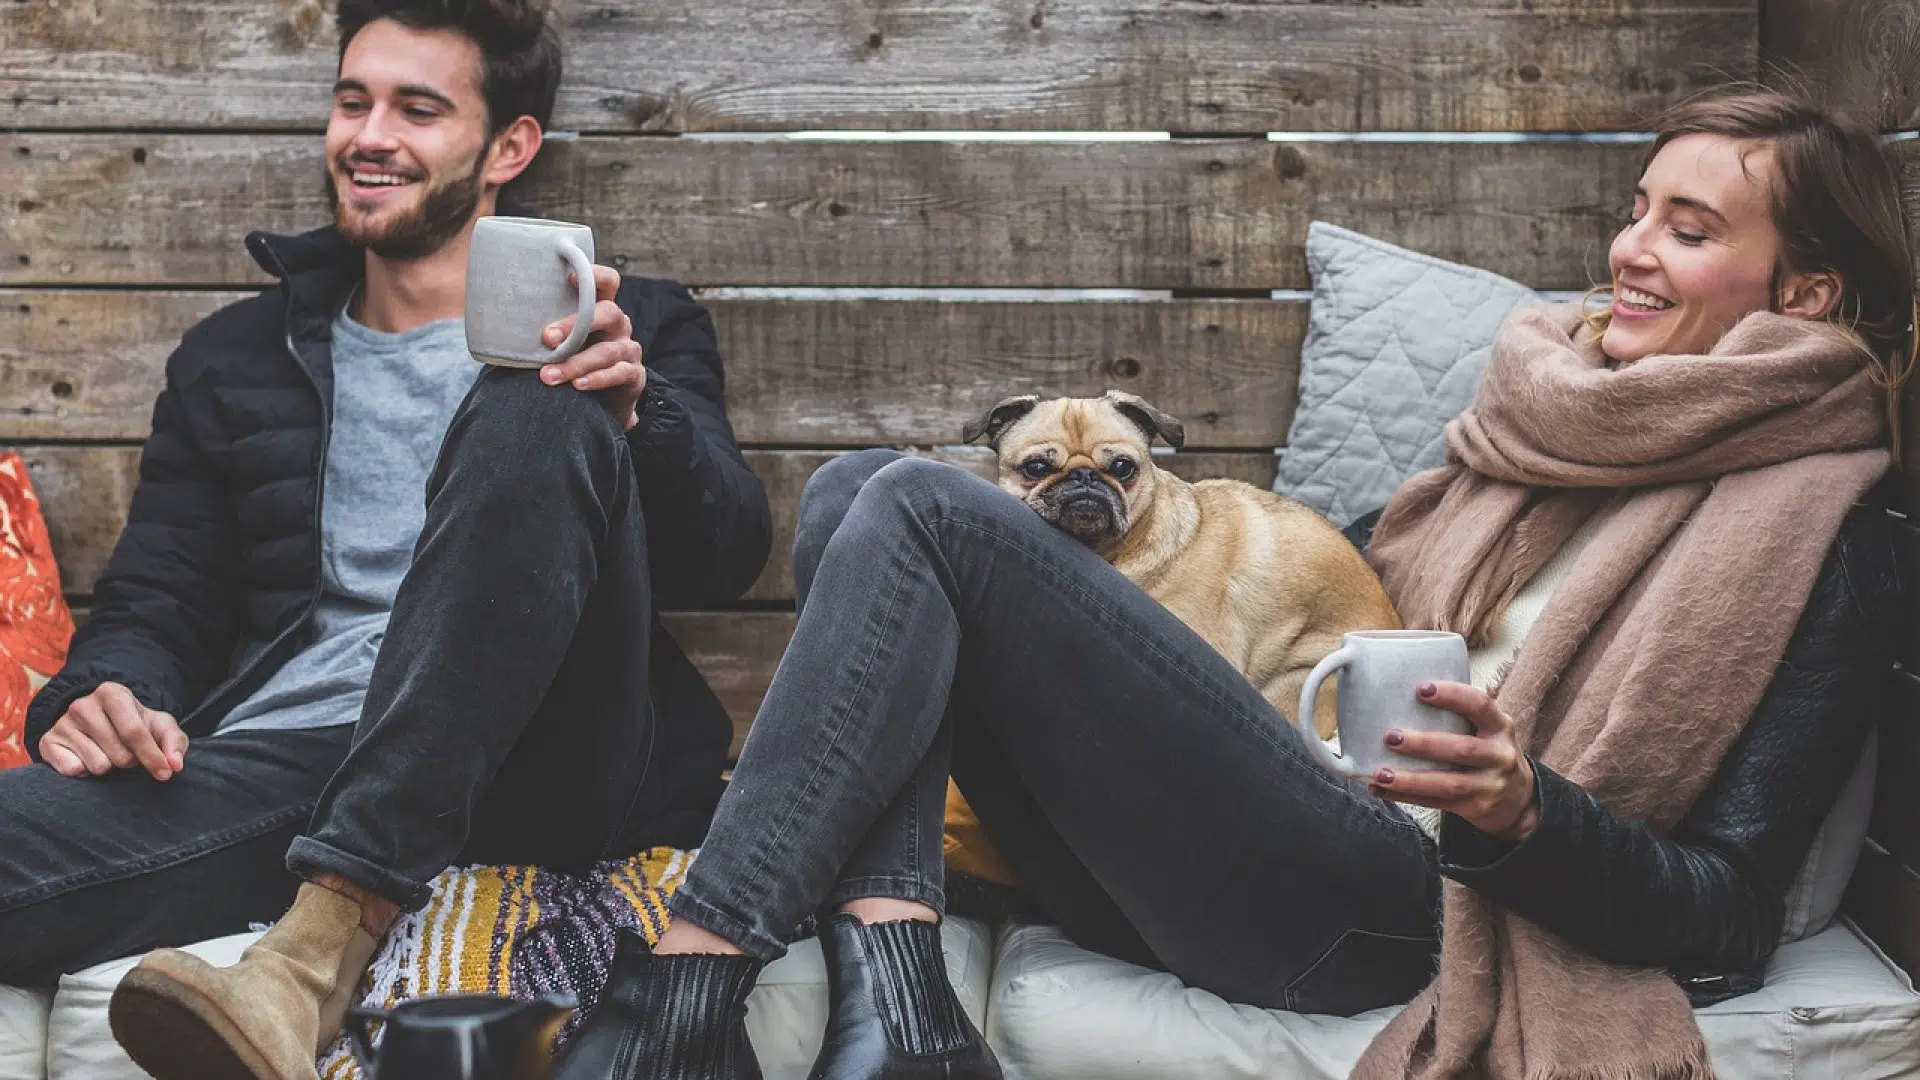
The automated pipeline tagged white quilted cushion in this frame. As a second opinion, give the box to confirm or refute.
[32,919,993,1080]
[986,919,1920,1080]
[0,986,50,1080]
[47,931,259,1080]
[1275,221,1538,527]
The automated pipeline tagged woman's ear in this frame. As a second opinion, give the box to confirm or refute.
[1778,270,1842,320]
[483,115,544,190]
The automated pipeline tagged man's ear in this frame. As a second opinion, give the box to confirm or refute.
[1778,270,1841,320]
[962,395,1042,447]
[483,115,543,190]
[1105,390,1186,449]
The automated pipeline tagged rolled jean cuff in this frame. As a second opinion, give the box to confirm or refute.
[824,875,946,915]
[667,888,789,963]
[285,836,433,911]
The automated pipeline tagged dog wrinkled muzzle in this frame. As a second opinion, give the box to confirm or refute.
[1038,477,1125,543]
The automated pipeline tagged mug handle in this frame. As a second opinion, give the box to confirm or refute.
[543,240,598,364]
[344,1005,386,1075]
[1293,646,1353,776]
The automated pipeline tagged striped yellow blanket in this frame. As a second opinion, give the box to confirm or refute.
[316,846,694,1079]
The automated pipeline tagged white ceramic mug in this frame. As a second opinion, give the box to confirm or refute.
[1292,630,1473,780]
[465,216,598,368]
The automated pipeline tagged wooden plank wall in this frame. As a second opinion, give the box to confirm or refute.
[4,1,1752,744]
[28,0,1920,973]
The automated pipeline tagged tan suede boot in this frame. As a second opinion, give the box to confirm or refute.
[108,882,381,1080]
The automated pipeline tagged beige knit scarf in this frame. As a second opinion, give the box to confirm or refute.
[1354,303,1889,1080]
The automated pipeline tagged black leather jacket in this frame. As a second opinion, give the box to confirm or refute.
[1351,479,1906,1003]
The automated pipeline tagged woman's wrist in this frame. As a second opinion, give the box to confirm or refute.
[1486,760,1541,843]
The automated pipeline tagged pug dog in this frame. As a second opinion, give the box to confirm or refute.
[963,390,1401,738]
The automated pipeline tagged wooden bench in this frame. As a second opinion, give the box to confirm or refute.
[5,0,1918,988]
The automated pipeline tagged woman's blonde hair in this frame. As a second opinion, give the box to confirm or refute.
[1584,86,1918,462]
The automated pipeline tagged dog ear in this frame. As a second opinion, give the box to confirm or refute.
[962,394,1042,447]
[1105,391,1186,450]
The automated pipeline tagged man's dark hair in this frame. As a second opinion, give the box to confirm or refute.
[335,0,562,135]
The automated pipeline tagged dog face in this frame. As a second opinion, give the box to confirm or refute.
[963,391,1186,546]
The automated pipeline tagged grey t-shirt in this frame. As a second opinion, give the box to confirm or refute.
[218,307,480,733]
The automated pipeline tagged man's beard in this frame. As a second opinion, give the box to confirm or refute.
[325,151,486,260]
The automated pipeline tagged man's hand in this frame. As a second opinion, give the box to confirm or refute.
[40,682,188,781]
[540,265,647,431]
[1367,680,1540,842]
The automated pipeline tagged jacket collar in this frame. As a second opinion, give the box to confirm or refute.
[241,201,536,403]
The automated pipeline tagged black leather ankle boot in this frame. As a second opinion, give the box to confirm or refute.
[806,914,1002,1080]
[554,928,764,1080]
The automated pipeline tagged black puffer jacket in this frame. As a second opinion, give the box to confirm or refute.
[27,222,771,835]
[1351,479,1904,1003]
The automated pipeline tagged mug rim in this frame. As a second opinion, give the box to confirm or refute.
[477,214,589,231]
[1344,629,1461,642]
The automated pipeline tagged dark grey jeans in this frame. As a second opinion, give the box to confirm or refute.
[669,451,1443,1015]
[0,370,682,985]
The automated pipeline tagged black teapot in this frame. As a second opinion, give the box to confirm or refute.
[345,992,577,1080]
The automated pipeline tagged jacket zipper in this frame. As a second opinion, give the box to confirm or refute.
[179,308,333,731]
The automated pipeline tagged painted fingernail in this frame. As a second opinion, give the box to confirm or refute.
[1384,729,1405,746]
[574,378,590,389]
[1418,682,1437,698]
[1376,768,1395,785]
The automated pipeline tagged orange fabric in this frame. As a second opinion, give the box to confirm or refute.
[943,780,1018,887]
[0,453,76,769]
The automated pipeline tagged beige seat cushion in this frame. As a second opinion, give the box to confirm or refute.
[0,986,51,1080]
[35,919,993,1080]
[986,918,1920,1080]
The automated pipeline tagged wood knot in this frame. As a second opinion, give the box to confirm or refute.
[1517,64,1542,84]
[827,201,850,218]
[282,1,324,45]
[1030,9,1043,29]
[867,31,884,49]
[131,147,146,163]
[1270,145,1307,181]
[1109,356,1142,379]
[50,380,74,399]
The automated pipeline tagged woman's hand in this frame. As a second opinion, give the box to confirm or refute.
[1368,681,1540,842]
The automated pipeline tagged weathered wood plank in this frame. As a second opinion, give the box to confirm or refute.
[1761,0,1920,130]
[0,290,1302,448]
[656,611,794,756]
[21,445,1279,603]
[1,135,1645,289]
[17,445,143,603]
[1,0,1754,134]
[1844,843,1920,976]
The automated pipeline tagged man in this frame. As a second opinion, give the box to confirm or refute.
[2,1,770,1076]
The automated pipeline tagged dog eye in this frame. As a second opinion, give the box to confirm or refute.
[1020,459,1052,480]
[1108,458,1137,481]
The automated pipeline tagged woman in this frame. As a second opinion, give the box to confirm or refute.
[556,88,1916,1080]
